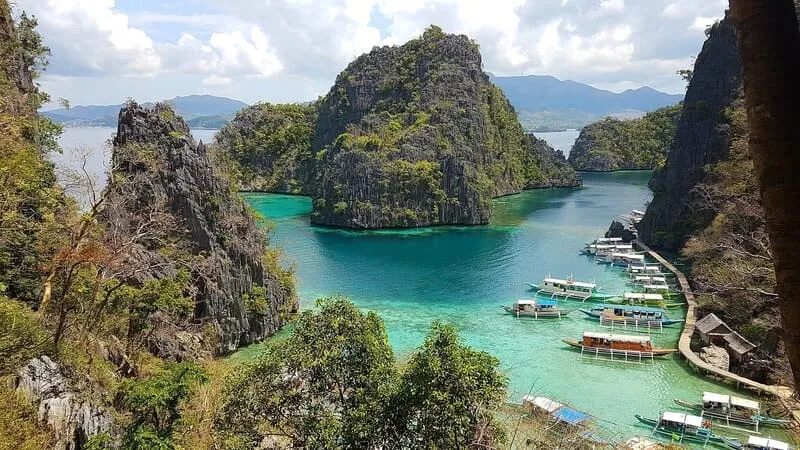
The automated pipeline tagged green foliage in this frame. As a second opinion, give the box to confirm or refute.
[215,103,316,193]
[119,362,208,449]
[215,297,507,449]
[108,272,194,340]
[334,201,348,214]
[0,296,51,375]
[568,104,682,171]
[0,383,54,449]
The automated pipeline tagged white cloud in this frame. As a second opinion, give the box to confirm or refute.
[689,16,717,31]
[202,75,233,86]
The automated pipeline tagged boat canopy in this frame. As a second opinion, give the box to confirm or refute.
[747,436,789,450]
[643,284,670,290]
[591,304,665,314]
[543,277,596,289]
[661,412,703,427]
[537,299,558,307]
[730,396,760,411]
[702,392,730,404]
[596,237,623,243]
[554,407,592,426]
[583,331,651,345]
[631,209,646,216]
[526,396,563,413]
[624,293,664,301]
[617,253,645,260]
[515,299,537,306]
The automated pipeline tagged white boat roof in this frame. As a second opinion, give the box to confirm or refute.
[661,412,703,427]
[515,299,537,305]
[631,209,646,216]
[543,277,596,289]
[643,284,670,290]
[624,292,664,300]
[530,396,563,413]
[590,244,617,249]
[612,252,644,259]
[634,276,651,281]
[703,392,730,404]
[583,331,651,344]
[614,244,633,249]
[597,237,623,242]
[747,436,789,450]
[730,396,760,411]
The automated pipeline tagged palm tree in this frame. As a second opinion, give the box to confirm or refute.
[728,0,800,390]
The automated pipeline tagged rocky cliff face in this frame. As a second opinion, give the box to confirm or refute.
[637,15,741,249]
[308,27,579,229]
[567,104,681,172]
[106,102,297,356]
[14,356,113,450]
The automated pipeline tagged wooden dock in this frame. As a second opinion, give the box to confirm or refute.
[634,240,794,399]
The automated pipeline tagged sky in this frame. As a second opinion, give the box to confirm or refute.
[14,0,729,107]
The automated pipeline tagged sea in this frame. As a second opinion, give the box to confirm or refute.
[56,127,774,446]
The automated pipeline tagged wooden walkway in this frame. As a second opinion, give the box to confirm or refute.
[635,240,794,399]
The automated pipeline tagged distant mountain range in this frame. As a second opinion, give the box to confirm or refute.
[43,78,683,132]
[42,95,248,128]
[490,75,683,131]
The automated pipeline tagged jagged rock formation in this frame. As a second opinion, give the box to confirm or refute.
[637,16,741,249]
[605,220,635,243]
[14,356,113,450]
[567,104,681,171]
[106,102,298,356]
[699,346,730,372]
[214,103,316,194]
[309,27,579,229]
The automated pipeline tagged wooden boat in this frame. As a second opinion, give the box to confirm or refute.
[563,331,677,362]
[582,237,624,255]
[608,292,667,308]
[522,395,611,446]
[502,299,573,318]
[627,263,664,274]
[578,304,683,331]
[673,392,790,431]
[635,412,729,446]
[597,252,645,266]
[631,275,669,285]
[594,244,635,258]
[722,435,791,450]
[527,276,615,301]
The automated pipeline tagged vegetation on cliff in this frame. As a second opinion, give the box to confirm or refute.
[567,104,681,171]
[215,103,316,193]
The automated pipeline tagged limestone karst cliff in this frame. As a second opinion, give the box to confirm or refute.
[107,102,298,356]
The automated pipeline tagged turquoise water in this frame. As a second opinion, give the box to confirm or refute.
[242,172,770,445]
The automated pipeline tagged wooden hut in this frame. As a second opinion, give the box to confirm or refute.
[695,313,732,346]
[723,331,757,362]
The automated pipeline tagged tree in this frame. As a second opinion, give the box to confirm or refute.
[728,0,800,389]
[384,323,507,449]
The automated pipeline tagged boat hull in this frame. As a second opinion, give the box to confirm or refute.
[673,399,790,428]
[633,415,727,445]
[527,283,616,301]
[563,339,677,357]
[578,309,684,326]
[502,306,574,318]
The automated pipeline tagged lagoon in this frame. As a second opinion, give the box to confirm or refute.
[243,172,761,444]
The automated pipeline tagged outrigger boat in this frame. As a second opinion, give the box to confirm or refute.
[673,392,790,432]
[608,292,667,308]
[594,244,635,258]
[579,304,683,332]
[582,237,624,255]
[598,252,646,266]
[527,276,616,302]
[522,395,610,446]
[635,412,730,446]
[631,275,669,286]
[722,435,792,450]
[627,263,664,275]
[563,331,677,363]
[502,299,573,318]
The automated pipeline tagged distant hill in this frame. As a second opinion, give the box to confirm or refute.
[43,95,248,127]
[490,74,683,131]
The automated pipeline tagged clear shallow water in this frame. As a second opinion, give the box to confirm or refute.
[242,172,768,445]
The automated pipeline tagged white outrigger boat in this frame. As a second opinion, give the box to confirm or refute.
[723,435,792,450]
[502,299,573,318]
[674,392,790,432]
[608,292,667,308]
[627,263,664,274]
[597,252,645,266]
[582,237,626,255]
[527,276,616,302]
[631,275,668,285]
[594,245,635,258]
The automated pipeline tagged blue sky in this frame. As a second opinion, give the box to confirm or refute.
[16,0,728,107]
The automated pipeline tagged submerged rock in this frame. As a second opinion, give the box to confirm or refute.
[699,345,730,372]
[14,356,113,450]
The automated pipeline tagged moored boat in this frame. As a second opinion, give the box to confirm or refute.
[673,392,790,432]
[635,412,729,446]
[522,395,611,446]
[579,304,683,332]
[610,292,666,308]
[563,331,677,362]
[527,276,615,301]
[722,435,791,450]
[597,252,645,266]
[502,299,573,318]
[582,237,624,254]
[627,263,664,274]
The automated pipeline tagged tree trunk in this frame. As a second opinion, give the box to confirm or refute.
[728,0,800,389]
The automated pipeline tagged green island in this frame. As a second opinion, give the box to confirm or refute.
[2,2,800,450]
[567,104,682,172]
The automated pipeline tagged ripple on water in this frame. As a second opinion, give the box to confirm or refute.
[241,172,788,446]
